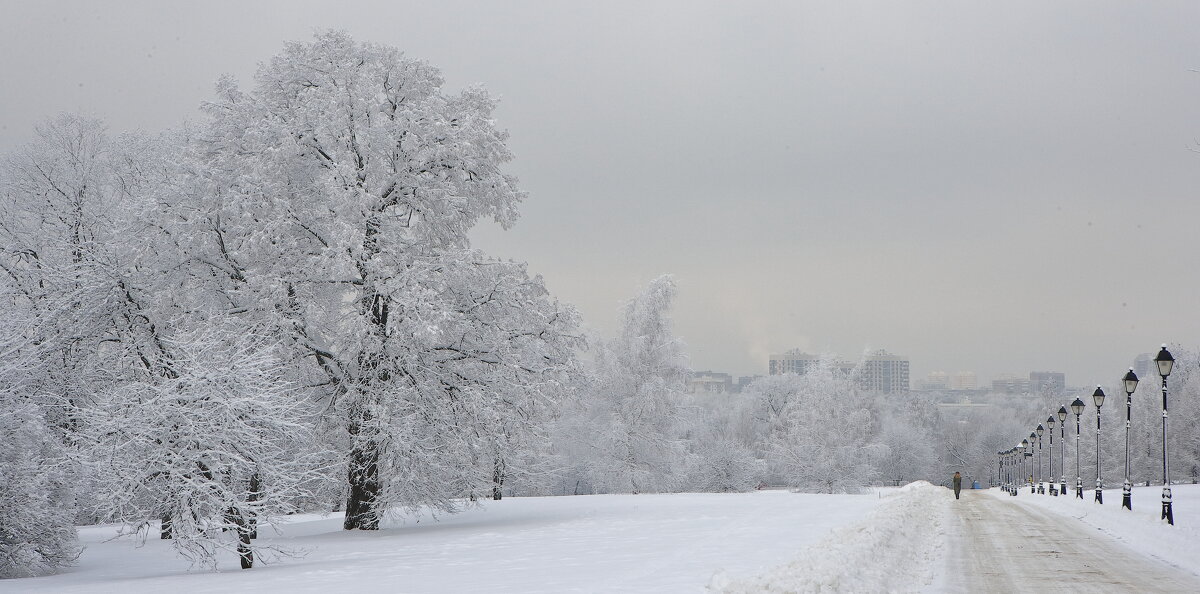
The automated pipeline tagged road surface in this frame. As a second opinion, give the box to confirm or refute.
[941,490,1200,593]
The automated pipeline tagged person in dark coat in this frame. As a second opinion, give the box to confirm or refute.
[952,471,962,499]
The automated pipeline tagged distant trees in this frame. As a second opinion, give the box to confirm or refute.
[557,275,692,494]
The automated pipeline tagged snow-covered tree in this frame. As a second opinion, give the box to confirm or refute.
[585,275,691,494]
[766,361,888,493]
[82,322,320,569]
[178,31,581,529]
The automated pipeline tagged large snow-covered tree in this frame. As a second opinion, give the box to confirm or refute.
[179,31,581,529]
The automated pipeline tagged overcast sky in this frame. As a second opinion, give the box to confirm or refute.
[3,1,1200,388]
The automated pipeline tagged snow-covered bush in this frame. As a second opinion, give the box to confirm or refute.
[82,322,321,568]
[0,396,79,578]
[686,435,764,493]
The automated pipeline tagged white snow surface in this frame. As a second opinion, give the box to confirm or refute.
[15,483,1199,593]
[710,481,950,593]
[9,489,886,593]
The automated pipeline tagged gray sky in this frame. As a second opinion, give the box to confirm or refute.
[3,1,1200,387]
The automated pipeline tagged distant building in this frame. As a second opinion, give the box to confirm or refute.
[768,350,823,376]
[1133,353,1153,380]
[736,375,763,392]
[769,348,909,393]
[1029,371,1065,393]
[951,371,977,390]
[859,350,910,393]
[992,374,1031,394]
[688,371,734,395]
[921,371,950,390]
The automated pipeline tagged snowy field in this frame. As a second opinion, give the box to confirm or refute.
[12,482,1198,593]
[8,487,912,593]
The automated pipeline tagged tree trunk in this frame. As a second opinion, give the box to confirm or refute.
[343,418,381,530]
[160,512,172,539]
[247,472,261,539]
[492,456,505,500]
[225,506,254,569]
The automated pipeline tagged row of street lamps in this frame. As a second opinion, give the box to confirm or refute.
[997,345,1178,525]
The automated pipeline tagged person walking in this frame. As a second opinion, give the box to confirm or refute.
[952,471,963,500]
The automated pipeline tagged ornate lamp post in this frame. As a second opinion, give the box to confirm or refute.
[1122,368,1139,510]
[1000,450,1007,494]
[1004,449,1012,494]
[1036,425,1045,494]
[1020,438,1030,494]
[1071,397,1085,499]
[1058,405,1068,495]
[1047,415,1057,496]
[1027,434,1036,493]
[1093,386,1106,504]
[1011,446,1021,496]
[1155,345,1175,524]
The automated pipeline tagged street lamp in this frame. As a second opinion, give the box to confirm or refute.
[1027,434,1036,493]
[1020,439,1030,494]
[1047,415,1057,496]
[1036,424,1045,494]
[998,451,1008,492]
[1093,386,1106,504]
[1122,368,1139,510]
[1005,449,1013,495]
[1071,397,1085,499]
[1156,345,1175,525]
[1058,405,1068,495]
[1012,445,1022,496]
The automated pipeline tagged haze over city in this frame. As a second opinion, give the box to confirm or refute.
[3,1,1200,386]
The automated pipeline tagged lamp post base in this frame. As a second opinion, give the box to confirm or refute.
[1061,481,1067,496]
[1038,482,1045,494]
[1122,479,1132,510]
[1095,484,1103,504]
[1076,478,1084,499]
[1163,487,1174,525]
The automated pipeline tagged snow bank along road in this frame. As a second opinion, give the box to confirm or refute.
[939,488,1200,593]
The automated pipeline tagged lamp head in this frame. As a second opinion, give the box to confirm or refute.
[1123,368,1139,395]
[1155,345,1175,378]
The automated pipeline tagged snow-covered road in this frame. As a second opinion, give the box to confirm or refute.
[940,490,1200,593]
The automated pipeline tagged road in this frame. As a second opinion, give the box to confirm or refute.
[941,490,1200,593]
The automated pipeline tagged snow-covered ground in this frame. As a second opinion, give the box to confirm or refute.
[13,483,1198,593]
[9,488,896,593]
